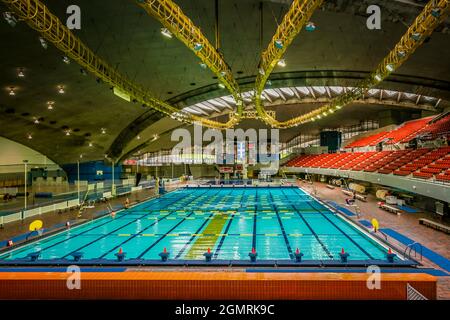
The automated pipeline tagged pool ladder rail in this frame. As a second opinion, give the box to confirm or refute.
[404,242,423,261]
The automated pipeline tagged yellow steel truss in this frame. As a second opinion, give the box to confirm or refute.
[135,0,243,128]
[1,0,235,130]
[3,0,448,131]
[255,0,449,128]
[254,0,324,127]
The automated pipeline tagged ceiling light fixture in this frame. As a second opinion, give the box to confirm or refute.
[193,42,203,51]
[277,59,286,67]
[101,128,106,134]
[199,62,207,69]
[305,21,316,32]
[431,7,441,18]
[27,133,32,140]
[137,135,141,140]
[386,64,395,72]
[218,83,225,89]
[47,101,55,110]
[411,32,421,41]
[8,87,15,96]
[62,56,70,64]
[65,130,71,136]
[274,39,283,49]
[374,74,382,82]
[160,27,173,38]
[88,142,93,147]
[3,12,17,27]
[58,85,65,94]
[39,36,48,49]
[17,68,25,78]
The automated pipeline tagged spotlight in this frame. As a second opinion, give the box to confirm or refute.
[58,85,65,94]
[33,118,39,124]
[258,68,265,75]
[431,7,441,18]
[277,59,286,67]
[65,130,71,136]
[3,12,17,27]
[8,87,15,96]
[329,109,334,113]
[335,105,342,109]
[317,115,322,119]
[17,68,25,78]
[397,50,406,58]
[374,74,382,82]
[137,135,141,140]
[274,39,283,49]
[62,56,70,64]
[193,42,203,51]
[199,62,207,69]
[386,64,395,72]
[218,83,225,89]
[411,32,421,41]
[322,111,328,116]
[161,27,173,38]
[27,133,32,140]
[39,36,48,49]
[305,21,316,32]
[101,128,106,134]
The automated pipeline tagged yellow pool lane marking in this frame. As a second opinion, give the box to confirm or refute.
[118,234,131,237]
[184,213,230,259]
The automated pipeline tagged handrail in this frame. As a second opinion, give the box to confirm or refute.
[254,0,449,128]
[404,241,423,261]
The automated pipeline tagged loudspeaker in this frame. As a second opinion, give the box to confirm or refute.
[135,172,142,187]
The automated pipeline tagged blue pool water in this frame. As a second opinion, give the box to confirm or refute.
[0,187,391,262]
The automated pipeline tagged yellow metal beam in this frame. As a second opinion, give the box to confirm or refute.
[136,0,243,128]
[254,0,324,127]
[255,0,449,128]
[1,0,234,130]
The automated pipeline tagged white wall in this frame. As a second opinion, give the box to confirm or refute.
[0,136,57,173]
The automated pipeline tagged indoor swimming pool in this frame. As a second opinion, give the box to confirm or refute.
[0,187,398,263]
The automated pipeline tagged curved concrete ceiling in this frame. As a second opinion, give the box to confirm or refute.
[0,0,449,165]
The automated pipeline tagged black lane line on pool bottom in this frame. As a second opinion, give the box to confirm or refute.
[174,212,214,259]
[275,190,294,259]
[307,200,374,260]
[213,213,236,259]
[294,211,334,259]
[136,211,196,259]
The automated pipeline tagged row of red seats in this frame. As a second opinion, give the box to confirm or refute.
[345,131,389,148]
[344,116,434,149]
[410,114,450,142]
[286,147,450,181]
